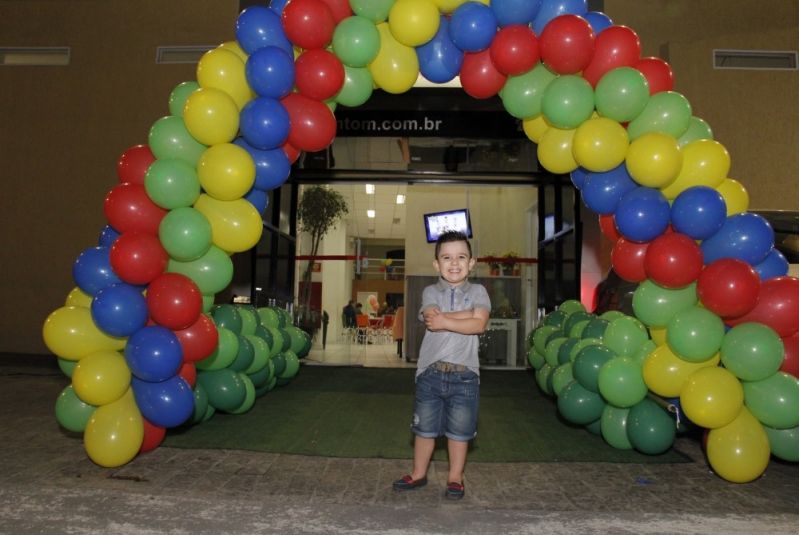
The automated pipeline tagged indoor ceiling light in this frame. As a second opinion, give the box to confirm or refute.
[367,209,375,218]
[365,184,375,194]
[396,194,406,204]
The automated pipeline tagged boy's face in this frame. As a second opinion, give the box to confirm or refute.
[434,240,475,286]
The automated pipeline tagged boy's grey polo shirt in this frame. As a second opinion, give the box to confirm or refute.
[416,278,491,378]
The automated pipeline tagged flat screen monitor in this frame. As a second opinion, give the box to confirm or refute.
[423,208,473,243]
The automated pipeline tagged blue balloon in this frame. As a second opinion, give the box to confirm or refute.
[233,138,291,190]
[532,0,588,36]
[449,2,498,53]
[246,46,295,99]
[583,11,613,34]
[132,376,195,428]
[417,17,464,83]
[235,6,293,56]
[91,283,147,337]
[700,213,775,266]
[245,187,270,214]
[491,0,542,27]
[670,186,727,240]
[754,248,789,281]
[269,0,289,15]
[240,97,290,151]
[98,225,120,247]
[72,246,122,296]
[614,187,671,243]
[570,167,590,190]
[125,326,183,382]
[580,164,637,215]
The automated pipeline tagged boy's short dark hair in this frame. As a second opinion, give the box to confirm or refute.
[435,230,472,258]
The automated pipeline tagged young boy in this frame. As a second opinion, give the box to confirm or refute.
[393,230,491,500]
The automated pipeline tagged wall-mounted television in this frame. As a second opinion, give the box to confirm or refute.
[423,208,473,243]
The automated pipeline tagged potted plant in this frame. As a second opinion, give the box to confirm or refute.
[297,186,349,335]
[502,251,520,276]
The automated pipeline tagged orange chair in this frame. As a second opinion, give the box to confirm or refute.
[392,307,405,358]
[354,314,370,344]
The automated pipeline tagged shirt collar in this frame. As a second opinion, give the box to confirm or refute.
[436,277,471,293]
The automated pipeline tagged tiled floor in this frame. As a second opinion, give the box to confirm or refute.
[304,337,415,369]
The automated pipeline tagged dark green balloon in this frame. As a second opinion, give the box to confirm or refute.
[544,337,568,367]
[271,353,287,376]
[585,418,602,436]
[564,311,593,336]
[196,368,247,412]
[582,318,610,340]
[191,383,209,424]
[228,334,255,372]
[533,325,559,354]
[543,310,568,329]
[626,398,676,455]
[212,304,243,334]
[573,344,616,393]
[557,338,579,365]
[557,381,605,425]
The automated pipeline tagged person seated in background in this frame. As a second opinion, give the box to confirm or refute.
[378,301,390,316]
[355,302,364,316]
[342,300,356,328]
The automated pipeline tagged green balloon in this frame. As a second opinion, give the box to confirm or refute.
[332,15,380,67]
[569,320,590,338]
[168,245,233,295]
[632,280,697,328]
[550,362,574,396]
[557,338,579,365]
[582,318,610,340]
[743,372,799,429]
[604,316,649,357]
[527,346,546,370]
[721,323,784,382]
[212,304,243,333]
[279,350,301,379]
[298,331,312,358]
[563,311,593,336]
[500,62,558,119]
[255,375,278,397]
[144,158,201,210]
[228,373,256,414]
[585,418,602,435]
[196,327,238,370]
[255,324,275,355]
[543,310,568,328]
[276,328,292,352]
[677,115,713,148]
[532,325,559,354]
[597,356,648,408]
[159,207,212,262]
[55,385,96,432]
[168,81,200,117]
[763,424,799,462]
[191,383,209,424]
[276,308,291,327]
[57,357,77,378]
[350,0,395,23]
[286,325,308,355]
[201,294,214,313]
[594,67,650,122]
[626,398,676,455]
[535,363,554,395]
[257,307,280,328]
[228,334,255,372]
[573,344,616,392]
[196,368,247,412]
[557,381,605,425]
[148,115,206,166]
[248,362,271,389]
[541,74,595,129]
[559,299,586,315]
[569,338,602,363]
[201,402,216,422]
[627,91,692,141]
[599,310,625,322]
[600,404,633,450]
[544,337,568,367]
[335,65,374,107]
[238,306,259,336]
[271,353,287,376]
[630,339,656,365]
[666,306,725,362]
[243,334,269,374]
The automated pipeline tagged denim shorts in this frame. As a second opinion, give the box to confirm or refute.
[411,366,480,442]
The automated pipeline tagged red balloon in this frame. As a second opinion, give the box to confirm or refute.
[538,15,595,74]
[644,232,703,289]
[611,237,649,283]
[146,273,203,330]
[489,25,540,76]
[727,276,799,337]
[110,232,168,285]
[319,0,352,23]
[104,183,167,235]
[295,49,345,101]
[174,313,219,363]
[178,361,197,388]
[282,93,337,152]
[117,145,154,185]
[599,214,620,242]
[282,141,301,163]
[780,332,799,378]
[140,418,166,453]
[460,49,508,100]
[581,25,641,87]
[281,0,335,49]
[697,258,760,318]
[635,56,674,95]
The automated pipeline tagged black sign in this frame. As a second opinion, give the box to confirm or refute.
[334,110,526,139]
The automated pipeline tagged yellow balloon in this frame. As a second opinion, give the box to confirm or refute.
[716,178,750,216]
[707,406,770,483]
[183,87,240,146]
[537,126,578,174]
[432,0,487,12]
[572,117,629,172]
[625,132,682,188]
[661,139,730,199]
[369,23,420,94]
[43,306,126,361]
[197,47,252,109]
[72,350,131,406]
[194,194,264,253]
[197,143,255,201]
[389,0,441,47]
[680,366,743,429]
[84,388,143,468]
[523,114,550,144]
[218,40,249,62]
[643,344,719,397]
[648,326,666,345]
[65,286,92,308]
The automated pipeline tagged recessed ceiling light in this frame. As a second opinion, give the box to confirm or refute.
[365,184,375,194]
[396,194,406,204]
[367,209,375,218]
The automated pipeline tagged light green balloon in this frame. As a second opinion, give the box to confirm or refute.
[604,316,649,357]
[238,306,259,336]
[148,115,207,166]
[763,424,799,462]
[532,325,559,354]
[168,81,200,117]
[196,327,238,371]
[55,385,96,432]
[677,116,713,148]
[550,363,574,396]
[500,62,558,119]
[544,337,568,367]
[630,339,656,365]
[144,158,201,210]
[243,334,269,375]
[279,350,301,379]
[541,74,595,129]
[600,404,633,450]
[627,91,692,141]
[159,207,212,262]
[743,372,799,429]
[599,310,625,322]
[632,280,697,328]
[558,299,586,315]
[335,65,374,107]
[721,323,784,382]
[569,338,602,363]
[332,15,381,67]
[569,319,590,338]
[168,245,233,295]
[535,363,554,395]
[666,306,725,362]
[228,373,256,414]
[350,0,395,23]
[257,307,280,329]
[597,356,647,408]
[527,346,545,370]
[594,67,650,122]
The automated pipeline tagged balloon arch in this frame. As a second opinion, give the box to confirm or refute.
[42,0,799,483]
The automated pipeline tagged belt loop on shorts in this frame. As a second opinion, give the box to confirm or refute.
[431,361,468,373]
